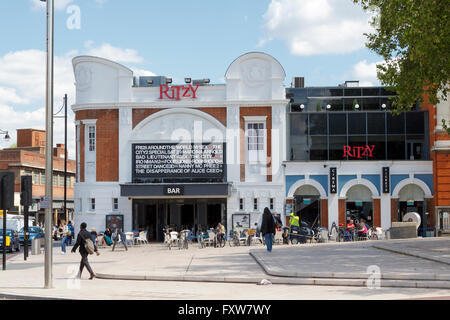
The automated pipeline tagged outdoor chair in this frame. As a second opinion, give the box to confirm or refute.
[239,231,248,246]
[274,230,283,244]
[96,235,105,248]
[125,232,135,246]
[135,231,148,245]
[206,230,216,247]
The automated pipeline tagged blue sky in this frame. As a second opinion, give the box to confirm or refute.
[0,0,382,155]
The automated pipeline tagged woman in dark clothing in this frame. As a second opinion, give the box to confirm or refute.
[71,222,99,279]
[260,207,276,252]
[102,227,113,246]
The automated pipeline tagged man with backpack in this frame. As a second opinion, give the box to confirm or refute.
[71,222,100,280]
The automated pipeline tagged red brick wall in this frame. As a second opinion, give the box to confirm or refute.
[76,109,119,182]
[391,198,398,223]
[338,199,346,226]
[132,108,165,129]
[320,199,328,229]
[373,198,381,228]
[239,107,272,182]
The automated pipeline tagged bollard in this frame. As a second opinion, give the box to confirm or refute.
[31,238,42,255]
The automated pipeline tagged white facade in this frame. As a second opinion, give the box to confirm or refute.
[72,52,288,233]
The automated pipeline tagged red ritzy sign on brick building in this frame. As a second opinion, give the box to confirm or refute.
[159,84,199,100]
[343,145,375,158]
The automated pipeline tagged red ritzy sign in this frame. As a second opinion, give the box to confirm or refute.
[343,145,375,158]
[159,84,199,100]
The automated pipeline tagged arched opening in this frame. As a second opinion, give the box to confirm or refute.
[398,184,425,236]
[293,185,321,228]
[345,184,374,226]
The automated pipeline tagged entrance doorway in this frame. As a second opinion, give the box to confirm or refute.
[398,184,425,236]
[293,185,321,228]
[132,198,226,242]
[345,184,373,226]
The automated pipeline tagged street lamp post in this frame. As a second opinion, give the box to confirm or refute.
[41,0,54,289]
[1,129,11,271]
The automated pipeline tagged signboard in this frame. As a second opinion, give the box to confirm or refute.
[0,210,3,218]
[343,145,375,158]
[39,196,51,209]
[355,201,363,207]
[159,84,199,100]
[382,167,390,193]
[163,186,184,196]
[132,143,225,181]
[303,198,311,205]
[407,200,415,206]
[106,214,124,231]
[232,214,250,231]
[329,167,337,194]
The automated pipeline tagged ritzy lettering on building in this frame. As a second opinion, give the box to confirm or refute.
[343,145,375,158]
[159,84,199,100]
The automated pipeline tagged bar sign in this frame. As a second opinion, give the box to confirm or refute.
[382,167,390,193]
[330,167,337,194]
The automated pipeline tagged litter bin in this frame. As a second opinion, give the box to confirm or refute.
[31,238,41,255]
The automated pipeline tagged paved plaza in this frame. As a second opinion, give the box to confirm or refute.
[0,238,449,300]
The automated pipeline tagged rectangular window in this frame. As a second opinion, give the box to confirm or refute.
[88,126,96,152]
[367,113,386,134]
[329,114,347,135]
[239,198,244,211]
[387,113,405,134]
[309,114,327,135]
[41,173,46,185]
[59,175,65,187]
[270,198,274,210]
[32,172,40,185]
[247,123,264,151]
[310,136,328,160]
[367,135,386,160]
[253,198,258,211]
[329,136,347,160]
[90,198,95,211]
[348,113,366,135]
[113,198,119,211]
[53,175,58,186]
[387,135,406,159]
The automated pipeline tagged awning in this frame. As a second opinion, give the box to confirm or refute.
[120,183,231,198]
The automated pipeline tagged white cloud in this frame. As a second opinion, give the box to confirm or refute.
[352,60,382,86]
[261,0,374,55]
[0,49,77,156]
[84,41,144,64]
[131,68,156,77]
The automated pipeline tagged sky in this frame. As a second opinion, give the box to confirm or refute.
[0,0,383,157]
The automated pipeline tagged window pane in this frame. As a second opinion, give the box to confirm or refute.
[406,112,424,134]
[363,88,380,96]
[387,135,405,159]
[387,113,405,134]
[362,98,380,111]
[290,114,308,135]
[329,114,347,135]
[310,136,327,160]
[309,114,327,135]
[344,98,360,111]
[344,88,361,96]
[329,136,346,160]
[323,99,343,111]
[329,88,343,96]
[348,113,366,135]
[367,113,385,134]
[308,99,324,112]
[367,136,386,160]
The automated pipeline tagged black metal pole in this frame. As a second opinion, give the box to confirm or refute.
[24,204,29,261]
[2,177,6,270]
[64,94,67,224]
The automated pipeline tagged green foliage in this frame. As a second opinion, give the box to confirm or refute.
[316,101,322,112]
[442,119,450,135]
[9,143,17,148]
[353,0,450,114]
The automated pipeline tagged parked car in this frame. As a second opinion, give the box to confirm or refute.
[18,226,44,245]
[0,229,21,253]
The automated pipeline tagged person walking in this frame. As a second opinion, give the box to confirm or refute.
[60,220,70,254]
[111,224,128,251]
[67,221,75,246]
[260,207,276,253]
[71,222,100,280]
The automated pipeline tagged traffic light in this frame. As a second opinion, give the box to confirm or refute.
[0,172,14,210]
[21,176,32,207]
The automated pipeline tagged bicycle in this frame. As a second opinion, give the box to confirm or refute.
[215,231,226,248]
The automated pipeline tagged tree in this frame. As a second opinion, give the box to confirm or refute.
[353,0,450,114]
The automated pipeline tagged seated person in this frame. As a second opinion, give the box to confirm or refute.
[346,219,356,230]
[357,221,368,239]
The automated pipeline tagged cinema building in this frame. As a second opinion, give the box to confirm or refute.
[72,52,287,240]
[285,82,435,235]
[72,51,439,239]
